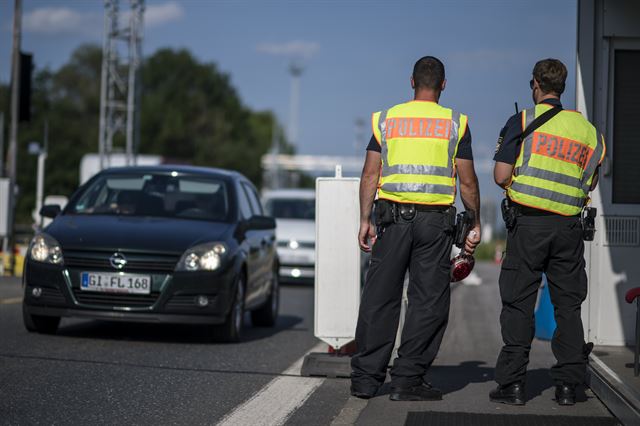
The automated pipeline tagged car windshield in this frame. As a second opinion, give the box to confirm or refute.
[67,173,231,222]
[265,198,315,220]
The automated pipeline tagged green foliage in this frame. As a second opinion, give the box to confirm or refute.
[0,45,288,225]
[473,240,505,262]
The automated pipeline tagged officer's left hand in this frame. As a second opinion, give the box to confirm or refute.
[358,220,377,252]
[464,226,481,255]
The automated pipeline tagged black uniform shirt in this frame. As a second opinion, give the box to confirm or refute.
[366,123,473,160]
[493,98,562,164]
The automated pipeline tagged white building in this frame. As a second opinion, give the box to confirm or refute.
[577,0,640,346]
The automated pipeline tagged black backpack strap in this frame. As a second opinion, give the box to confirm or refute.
[520,106,563,141]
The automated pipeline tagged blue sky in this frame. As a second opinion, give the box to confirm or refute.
[1,0,578,201]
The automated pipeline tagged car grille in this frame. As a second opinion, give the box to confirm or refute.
[41,287,67,305]
[64,250,179,272]
[165,295,198,310]
[72,289,159,308]
[27,286,67,306]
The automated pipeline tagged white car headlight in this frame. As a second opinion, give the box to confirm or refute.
[29,234,64,265]
[176,242,227,272]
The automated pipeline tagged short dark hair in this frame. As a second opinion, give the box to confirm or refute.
[532,58,567,95]
[412,56,445,91]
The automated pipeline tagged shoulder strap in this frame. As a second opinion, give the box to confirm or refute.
[521,106,563,141]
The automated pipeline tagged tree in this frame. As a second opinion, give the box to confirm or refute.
[0,45,288,224]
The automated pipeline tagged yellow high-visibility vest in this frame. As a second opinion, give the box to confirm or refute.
[507,103,605,216]
[372,100,468,205]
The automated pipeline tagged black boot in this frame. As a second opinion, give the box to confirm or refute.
[389,382,443,401]
[555,383,576,406]
[489,382,526,405]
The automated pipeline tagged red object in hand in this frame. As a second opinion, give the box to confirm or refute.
[450,253,475,282]
[625,287,640,304]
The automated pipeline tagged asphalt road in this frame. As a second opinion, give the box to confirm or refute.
[0,277,321,425]
[0,262,620,425]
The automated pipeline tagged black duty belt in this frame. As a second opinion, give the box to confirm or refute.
[514,204,578,217]
[381,200,450,213]
[413,204,451,213]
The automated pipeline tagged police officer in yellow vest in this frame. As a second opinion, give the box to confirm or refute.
[351,56,482,401]
[491,59,605,406]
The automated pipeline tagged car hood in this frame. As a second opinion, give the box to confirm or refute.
[274,219,315,243]
[46,214,233,254]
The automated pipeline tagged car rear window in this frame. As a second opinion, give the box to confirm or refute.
[68,173,231,222]
[264,198,315,220]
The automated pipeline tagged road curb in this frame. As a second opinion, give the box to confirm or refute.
[588,353,640,426]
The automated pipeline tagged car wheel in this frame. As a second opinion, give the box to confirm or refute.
[213,275,245,342]
[251,269,279,327]
[22,304,60,334]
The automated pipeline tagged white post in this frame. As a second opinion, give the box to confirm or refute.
[0,112,4,177]
[35,151,46,227]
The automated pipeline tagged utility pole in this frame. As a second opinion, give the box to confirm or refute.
[98,0,144,170]
[6,0,22,275]
[288,62,304,149]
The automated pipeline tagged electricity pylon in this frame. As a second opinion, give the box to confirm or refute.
[98,0,144,169]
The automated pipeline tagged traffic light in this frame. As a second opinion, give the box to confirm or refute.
[18,51,32,123]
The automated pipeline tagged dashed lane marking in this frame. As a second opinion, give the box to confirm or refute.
[217,342,326,426]
[0,297,22,305]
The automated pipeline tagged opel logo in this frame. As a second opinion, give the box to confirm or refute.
[110,252,127,270]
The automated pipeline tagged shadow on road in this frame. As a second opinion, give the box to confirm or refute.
[55,313,306,344]
[375,361,589,403]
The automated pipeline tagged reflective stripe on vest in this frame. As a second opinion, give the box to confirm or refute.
[508,104,604,215]
[376,102,464,205]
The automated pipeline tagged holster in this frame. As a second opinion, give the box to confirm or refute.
[501,198,517,231]
[374,200,395,227]
[581,207,597,241]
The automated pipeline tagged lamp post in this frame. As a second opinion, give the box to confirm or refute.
[28,121,48,229]
[288,61,304,149]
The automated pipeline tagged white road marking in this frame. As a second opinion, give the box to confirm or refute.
[0,297,22,305]
[462,271,482,286]
[330,396,368,426]
[217,342,326,426]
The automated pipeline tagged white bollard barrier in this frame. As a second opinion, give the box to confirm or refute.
[301,165,361,378]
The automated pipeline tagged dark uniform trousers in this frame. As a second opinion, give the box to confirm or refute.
[495,214,589,387]
[351,210,453,393]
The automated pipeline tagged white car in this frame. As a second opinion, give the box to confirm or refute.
[263,189,316,283]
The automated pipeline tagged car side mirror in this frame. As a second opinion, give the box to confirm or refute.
[40,204,61,219]
[248,215,276,230]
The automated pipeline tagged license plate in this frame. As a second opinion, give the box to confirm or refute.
[284,254,314,264]
[80,272,151,295]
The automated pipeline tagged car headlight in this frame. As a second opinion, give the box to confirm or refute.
[29,233,64,265]
[176,242,227,272]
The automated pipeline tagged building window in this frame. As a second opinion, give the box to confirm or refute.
[613,50,640,204]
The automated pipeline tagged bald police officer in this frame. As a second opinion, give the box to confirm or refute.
[351,56,481,401]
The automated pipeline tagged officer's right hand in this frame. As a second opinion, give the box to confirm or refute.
[464,226,481,254]
[359,220,377,252]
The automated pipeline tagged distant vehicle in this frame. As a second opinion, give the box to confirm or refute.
[263,189,315,283]
[22,166,278,342]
